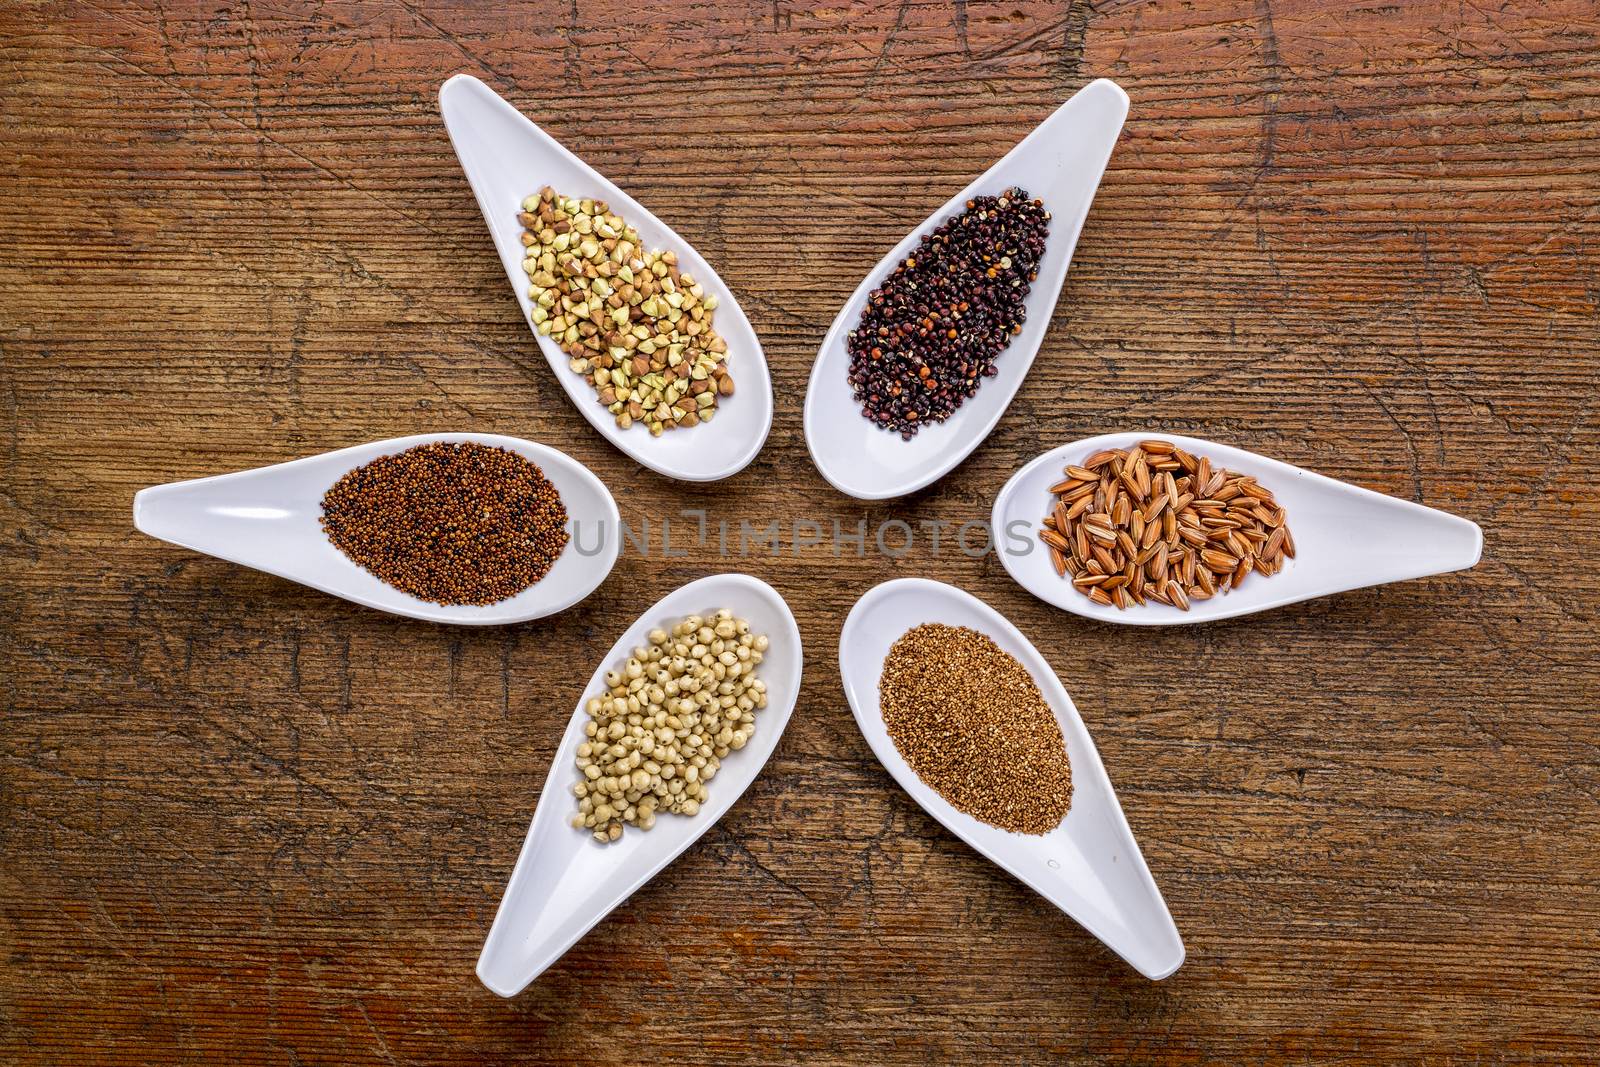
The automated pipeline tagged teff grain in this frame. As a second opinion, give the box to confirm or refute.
[879,623,1072,835]
[320,441,569,606]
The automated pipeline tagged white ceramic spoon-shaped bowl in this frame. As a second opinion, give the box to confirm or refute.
[992,431,1484,626]
[440,74,773,483]
[133,433,620,626]
[804,79,1129,500]
[838,578,1184,980]
[477,572,803,997]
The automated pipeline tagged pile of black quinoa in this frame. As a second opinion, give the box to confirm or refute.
[846,187,1050,439]
[320,441,569,606]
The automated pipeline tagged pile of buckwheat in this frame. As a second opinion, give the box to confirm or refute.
[519,188,733,435]
[573,609,768,843]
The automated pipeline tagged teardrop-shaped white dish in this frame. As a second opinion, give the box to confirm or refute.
[133,432,620,626]
[992,431,1484,626]
[804,79,1129,500]
[477,572,802,997]
[838,578,1183,980]
[439,74,773,482]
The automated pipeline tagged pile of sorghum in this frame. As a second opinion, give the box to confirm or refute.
[573,609,769,843]
[319,441,568,606]
[879,623,1072,835]
[847,188,1050,439]
[519,188,733,435]
[1039,439,1295,610]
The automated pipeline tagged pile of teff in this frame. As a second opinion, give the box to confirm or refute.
[880,622,1072,835]
[847,187,1051,439]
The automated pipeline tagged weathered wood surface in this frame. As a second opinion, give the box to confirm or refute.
[4,0,1598,1062]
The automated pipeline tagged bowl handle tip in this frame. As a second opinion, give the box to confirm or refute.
[1082,77,1130,109]
[438,72,488,109]
[475,953,528,999]
[1140,940,1186,981]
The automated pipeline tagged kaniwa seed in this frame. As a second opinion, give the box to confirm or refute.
[319,441,569,606]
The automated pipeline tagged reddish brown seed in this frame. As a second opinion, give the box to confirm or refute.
[1042,439,1293,611]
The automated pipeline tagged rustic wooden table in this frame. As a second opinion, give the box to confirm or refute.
[4,1,1598,1062]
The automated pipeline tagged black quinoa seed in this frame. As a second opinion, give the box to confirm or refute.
[846,187,1050,439]
[320,441,569,606]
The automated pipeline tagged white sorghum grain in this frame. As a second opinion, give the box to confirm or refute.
[573,609,768,843]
